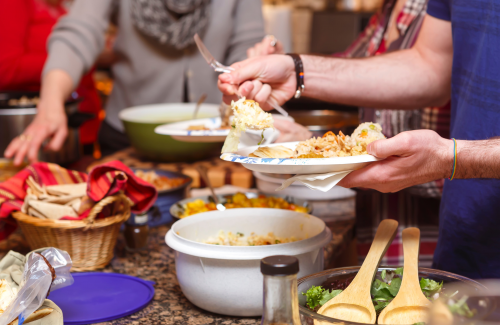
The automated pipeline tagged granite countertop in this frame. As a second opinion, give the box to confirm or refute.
[0,199,355,325]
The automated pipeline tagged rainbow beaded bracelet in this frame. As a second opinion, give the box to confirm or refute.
[449,138,457,180]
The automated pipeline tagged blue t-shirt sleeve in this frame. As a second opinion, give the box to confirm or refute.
[427,0,451,21]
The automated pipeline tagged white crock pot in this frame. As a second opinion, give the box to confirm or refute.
[165,208,332,316]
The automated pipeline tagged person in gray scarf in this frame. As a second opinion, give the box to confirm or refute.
[5,0,266,159]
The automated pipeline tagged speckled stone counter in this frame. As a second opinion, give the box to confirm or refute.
[0,198,355,325]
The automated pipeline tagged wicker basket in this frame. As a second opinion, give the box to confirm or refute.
[12,194,132,272]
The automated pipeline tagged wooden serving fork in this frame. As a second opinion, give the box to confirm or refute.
[317,219,399,324]
[378,228,431,324]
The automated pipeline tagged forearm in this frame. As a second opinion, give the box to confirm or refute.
[301,49,449,109]
[455,140,500,179]
[300,15,452,110]
[38,70,74,115]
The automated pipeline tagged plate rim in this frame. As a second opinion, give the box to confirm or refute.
[155,116,231,137]
[220,141,380,166]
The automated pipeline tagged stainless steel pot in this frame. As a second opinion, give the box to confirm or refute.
[0,91,90,165]
[289,110,359,137]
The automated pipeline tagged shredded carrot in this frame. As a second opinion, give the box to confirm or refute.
[339,130,346,140]
[322,131,335,138]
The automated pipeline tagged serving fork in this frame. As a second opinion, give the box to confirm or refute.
[194,34,288,117]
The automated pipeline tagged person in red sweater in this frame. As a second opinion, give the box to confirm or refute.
[0,0,102,150]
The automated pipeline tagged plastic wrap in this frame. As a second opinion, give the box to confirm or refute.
[0,248,73,325]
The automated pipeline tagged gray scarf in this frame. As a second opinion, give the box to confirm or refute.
[131,0,211,49]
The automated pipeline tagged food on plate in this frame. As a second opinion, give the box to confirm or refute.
[221,98,274,153]
[303,268,476,319]
[178,192,308,218]
[249,145,294,158]
[187,124,210,131]
[351,122,386,145]
[186,124,231,131]
[293,122,385,158]
[7,96,40,107]
[134,170,188,191]
[248,122,385,159]
[0,279,18,314]
[203,230,299,246]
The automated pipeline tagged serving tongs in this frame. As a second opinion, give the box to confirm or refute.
[378,228,432,324]
[194,33,288,117]
[316,219,398,324]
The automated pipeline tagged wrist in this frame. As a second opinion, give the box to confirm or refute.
[37,99,66,119]
[285,54,305,98]
[440,138,455,179]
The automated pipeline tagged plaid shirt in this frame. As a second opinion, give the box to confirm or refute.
[336,0,449,266]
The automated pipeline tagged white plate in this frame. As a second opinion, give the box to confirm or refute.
[155,116,281,145]
[155,117,229,142]
[220,141,380,174]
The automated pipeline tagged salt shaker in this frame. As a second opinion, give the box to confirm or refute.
[260,255,301,325]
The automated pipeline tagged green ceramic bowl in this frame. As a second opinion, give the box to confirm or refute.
[120,103,222,162]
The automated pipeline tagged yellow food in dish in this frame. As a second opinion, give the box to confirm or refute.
[203,231,299,246]
[178,192,308,218]
[221,98,274,153]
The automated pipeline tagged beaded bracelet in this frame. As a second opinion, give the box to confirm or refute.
[286,53,305,98]
[449,138,457,180]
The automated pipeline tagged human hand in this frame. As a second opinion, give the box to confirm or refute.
[273,118,312,143]
[218,55,296,111]
[338,130,454,193]
[4,100,68,165]
[247,35,285,58]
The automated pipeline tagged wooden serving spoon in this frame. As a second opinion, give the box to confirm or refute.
[378,228,431,324]
[317,219,399,324]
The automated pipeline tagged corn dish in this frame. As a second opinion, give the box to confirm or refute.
[178,192,308,219]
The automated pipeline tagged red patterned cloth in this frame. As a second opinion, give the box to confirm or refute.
[0,161,157,240]
[86,162,157,213]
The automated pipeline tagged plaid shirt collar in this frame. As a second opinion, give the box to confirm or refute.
[340,0,427,58]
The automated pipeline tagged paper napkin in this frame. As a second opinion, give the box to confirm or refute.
[275,171,353,193]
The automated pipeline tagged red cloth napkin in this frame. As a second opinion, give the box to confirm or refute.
[0,161,157,240]
[86,161,158,213]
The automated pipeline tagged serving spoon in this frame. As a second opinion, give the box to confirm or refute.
[196,165,226,212]
[193,33,288,117]
[378,228,431,324]
[192,93,207,120]
[317,219,398,324]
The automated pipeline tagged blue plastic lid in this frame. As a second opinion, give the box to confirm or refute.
[49,272,155,325]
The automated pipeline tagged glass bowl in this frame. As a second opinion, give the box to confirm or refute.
[297,266,495,325]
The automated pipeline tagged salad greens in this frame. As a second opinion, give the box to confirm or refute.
[302,286,342,310]
[448,295,475,318]
[303,268,475,320]
[420,278,444,297]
